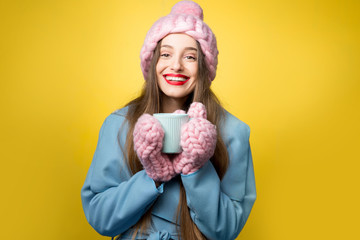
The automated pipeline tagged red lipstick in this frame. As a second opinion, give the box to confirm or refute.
[163,74,190,86]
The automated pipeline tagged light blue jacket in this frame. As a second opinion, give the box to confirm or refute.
[81,106,256,240]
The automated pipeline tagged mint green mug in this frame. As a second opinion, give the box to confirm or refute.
[153,113,189,153]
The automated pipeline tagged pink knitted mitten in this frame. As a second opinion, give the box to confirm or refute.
[173,102,217,175]
[133,114,176,182]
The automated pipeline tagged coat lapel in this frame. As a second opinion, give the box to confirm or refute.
[151,177,180,224]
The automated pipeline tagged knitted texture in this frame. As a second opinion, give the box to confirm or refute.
[140,0,218,82]
[173,102,217,174]
[173,109,186,114]
[133,114,176,182]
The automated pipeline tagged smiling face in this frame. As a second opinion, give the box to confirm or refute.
[156,33,198,101]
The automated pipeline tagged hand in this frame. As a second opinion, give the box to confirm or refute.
[133,114,176,182]
[173,102,217,175]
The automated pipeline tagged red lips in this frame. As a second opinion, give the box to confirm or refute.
[163,74,190,86]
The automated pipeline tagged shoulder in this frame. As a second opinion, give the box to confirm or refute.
[103,106,129,126]
[220,109,250,142]
[98,106,130,138]
[111,106,129,118]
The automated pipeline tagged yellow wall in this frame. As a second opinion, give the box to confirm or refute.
[1,0,359,239]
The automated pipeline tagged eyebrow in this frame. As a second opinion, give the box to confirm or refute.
[161,45,197,51]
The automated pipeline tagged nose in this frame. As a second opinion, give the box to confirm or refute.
[170,56,183,72]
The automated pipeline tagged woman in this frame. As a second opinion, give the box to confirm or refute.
[81,1,256,239]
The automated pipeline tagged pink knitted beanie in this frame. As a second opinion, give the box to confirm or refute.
[140,1,218,82]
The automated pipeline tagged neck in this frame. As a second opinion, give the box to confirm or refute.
[160,94,188,113]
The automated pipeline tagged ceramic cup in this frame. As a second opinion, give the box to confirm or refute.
[153,113,189,153]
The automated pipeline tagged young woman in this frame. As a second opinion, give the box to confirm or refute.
[81,1,256,239]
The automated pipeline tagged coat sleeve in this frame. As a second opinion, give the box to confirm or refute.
[181,117,256,240]
[80,113,163,237]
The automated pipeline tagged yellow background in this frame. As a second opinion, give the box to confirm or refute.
[1,0,359,239]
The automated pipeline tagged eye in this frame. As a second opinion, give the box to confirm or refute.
[160,53,170,58]
[185,55,197,61]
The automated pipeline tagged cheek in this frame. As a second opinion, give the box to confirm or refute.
[156,61,167,74]
[189,64,198,77]
[155,65,160,75]
[190,79,197,89]
[185,78,197,93]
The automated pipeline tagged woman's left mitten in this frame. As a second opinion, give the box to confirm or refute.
[173,102,217,175]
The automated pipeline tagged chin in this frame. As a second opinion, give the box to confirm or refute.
[163,92,190,99]
[158,79,196,100]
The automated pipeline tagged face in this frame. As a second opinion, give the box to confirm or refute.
[156,33,198,100]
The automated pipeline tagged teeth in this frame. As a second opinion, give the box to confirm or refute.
[165,76,187,81]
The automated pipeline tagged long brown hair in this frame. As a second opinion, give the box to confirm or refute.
[119,39,229,240]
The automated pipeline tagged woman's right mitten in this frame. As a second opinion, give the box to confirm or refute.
[133,114,176,182]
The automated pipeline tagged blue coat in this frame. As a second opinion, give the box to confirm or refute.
[81,106,256,240]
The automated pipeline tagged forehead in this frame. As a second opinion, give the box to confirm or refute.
[161,33,197,49]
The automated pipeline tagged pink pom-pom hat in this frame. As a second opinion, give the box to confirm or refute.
[140,1,218,82]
